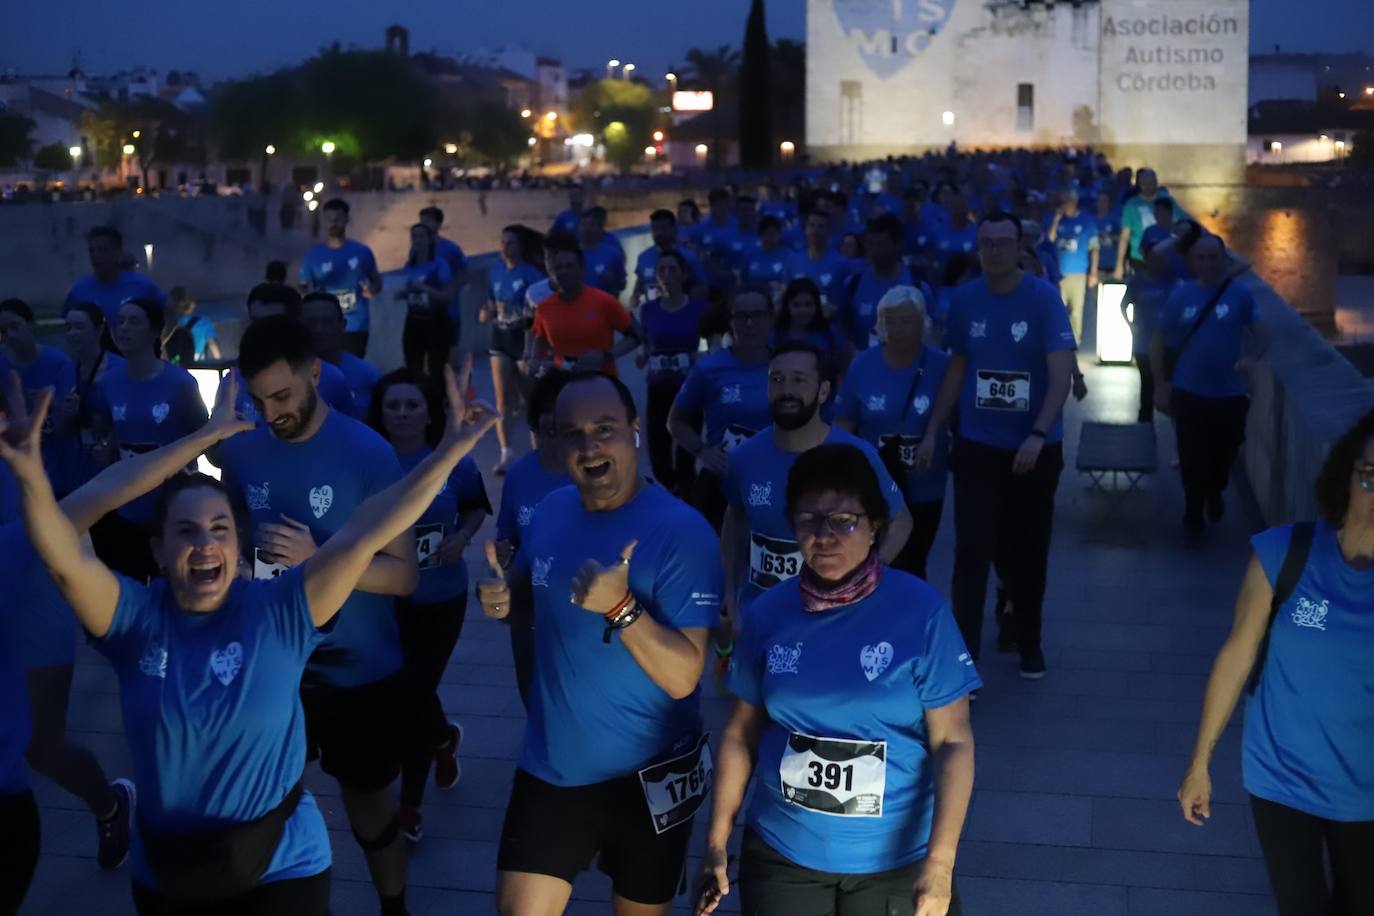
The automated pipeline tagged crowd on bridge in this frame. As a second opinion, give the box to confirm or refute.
[0,146,1370,916]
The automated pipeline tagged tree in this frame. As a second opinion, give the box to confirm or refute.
[82,97,206,188]
[0,112,35,167]
[771,38,806,144]
[434,98,529,167]
[739,0,773,170]
[1352,133,1374,171]
[296,49,436,163]
[33,142,71,172]
[569,78,662,171]
[684,45,740,170]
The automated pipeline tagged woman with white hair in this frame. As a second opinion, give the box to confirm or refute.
[833,285,951,579]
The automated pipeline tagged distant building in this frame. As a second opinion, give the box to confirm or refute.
[0,77,98,152]
[1248,100,1370,165]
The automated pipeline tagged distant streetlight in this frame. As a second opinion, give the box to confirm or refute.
[521,109,532,118]
[622,63,635,79]
[423,158,433,168]
[1339,91,1347,99]
[68,145,81,162]
[527,137,537,147]
[321,140,336,155]
[1366,86,1374,96]
[545,111,558,122]
[132,130,141,139]
[666,72,677,86]
[122,143,136,155]
[644,146,656,156]
[694,143,708,166]
[652,130,664,142]
[779,140,796,162]
[265,144,276,155]
[303,190,314,202]
[313,181,324,193]
[942,110,955,126]
[307,199,319,212]
[1336,139,1347,152]
[607,59,620,78]
[444,142,458,154]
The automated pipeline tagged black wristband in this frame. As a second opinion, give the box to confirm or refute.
[602,601,645,643]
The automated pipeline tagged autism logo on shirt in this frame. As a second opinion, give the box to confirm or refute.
[1215,304,1230,320]
[1291,596,1329,631]
[245,481,271,512]
[517,505,535,527]
[112,403,127,422]
[720,385,742,405]
[970,321,987,339]
[748,481,773,507]
[766,642,803,675]
[819,273,833,286]
[513,278,526,292]
[860,641,894,682]
[530,556,553,588]
[1010,321,1028,344]
[151,402,170,424]
[913,395,931,415]
[308,485,334,519]
[138,642,168,679]
[1182,306,1198,320]
[347,257,359,271]
[210,641,244,686]
[866,394,887,412]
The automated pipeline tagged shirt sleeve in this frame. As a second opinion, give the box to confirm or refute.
[726,598,767,705]
[454,458,492,516]
[96,576,158,659]
[912,596,982,709]
[1250,524,1294,589]
[832,367,860,425]
[646,511,723,631]
[723,448,742,509]
[671,363,706,416]
[366,438,405,495]
[179,374,210,432]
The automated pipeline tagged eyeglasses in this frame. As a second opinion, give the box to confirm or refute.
[1356,464,1374,492]
[792,511,867,536]
[732,310,770,324]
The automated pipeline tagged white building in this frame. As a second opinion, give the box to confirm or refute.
[807,0,1250,182]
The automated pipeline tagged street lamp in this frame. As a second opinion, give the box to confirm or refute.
[444,142,458,155]
[607,59,620,78]
[122,143,136,155]
[779,140,795,162]
[265,144,276,155]
[321,140,336,155]
[652,130,664,142]
[942,110,955,126]
[313,182,324,193]
[423,158,433,168]
[644,146,656,157]
[622,63,635,79]
[666,72,677,87]
[545,111,558,122]
[132,130,141,139]
[68,145,82,162]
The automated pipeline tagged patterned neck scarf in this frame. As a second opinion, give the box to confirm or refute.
[799,549,882,613]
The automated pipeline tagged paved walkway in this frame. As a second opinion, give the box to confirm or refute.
[19,358,1276,915]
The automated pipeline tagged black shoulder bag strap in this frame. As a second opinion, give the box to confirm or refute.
[1247,522,1316,695]
[1168,277,1232,379]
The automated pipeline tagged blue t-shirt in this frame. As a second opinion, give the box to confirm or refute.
[1246,523,1374,821]
[93,362,209,524]
[945,275,1077,450]
[549,208,582,237]
[488,261,544,328]
[98,571,331,887]
[177,315,219,361]
[740,245,795,296]
[0,512,77,670]
[790,250,850,309]
[63,271,167,326]
[902,218,938,263]
[0,346,82,495]
[1095,208,1124,273]
[583,235,627,296]
[494,452,570,547]
[1123,275,1180,356]
[517,484,722,786]
[640,296,706,385]
[299,240,380,334]
[931,223,978,273]
[635,245,706,292]
[400,258,456,323]
[1053,213,1100,276]
[671,348,772,452]
[396,448,488,605]
[436,237,468,280]
[217,410,404,688]
[729,571,981,873]
[332,353,380,420]
[725,426,905,609]
[834,346,951,503]
[1160,281,1257,399]
[842,265,916,350]
[689,218,742,289]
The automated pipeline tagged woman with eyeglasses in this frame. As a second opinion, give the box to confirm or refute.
[697,443,979,916]
[668,290,775,531]
[1179,410,1374,916]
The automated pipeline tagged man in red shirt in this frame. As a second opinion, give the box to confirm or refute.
[528,238,643,377]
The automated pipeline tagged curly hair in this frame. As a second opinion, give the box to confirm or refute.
[1314,409,1374,527]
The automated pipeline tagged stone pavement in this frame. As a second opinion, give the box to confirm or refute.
[18,357,1277,915]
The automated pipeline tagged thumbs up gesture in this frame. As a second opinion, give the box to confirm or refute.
[570,540,637,615]
[478,539,512,620]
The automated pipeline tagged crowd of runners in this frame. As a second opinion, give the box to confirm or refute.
[0,146,1369,916]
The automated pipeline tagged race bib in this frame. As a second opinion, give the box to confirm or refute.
[415,522,444,571]
[406,290,431,310]
[253,547,289,580]
[637,735,712,835]
[647,352,691,375]
[975,370,1031,412]
[330,289,359,312]
[749,532,802,590]
[878,433,921,470]
[721,424,755,453]
[778,733,887,818]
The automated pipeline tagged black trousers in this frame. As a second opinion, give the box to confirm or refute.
[510,612,535,711]
[402,310,455,380]
[90,511,158,583]
[951,437,1063,659]
[1251,795,1374,916]
[1171,389,1248,526]
[396,594,468,808]
[0,790,39,915]
[131,870,331,916]
[890,498,944,581]
[1135,352,1155,421]
[692,468,728,533]
[646,378,695,496]
[341,330,369,359]
[738,830,960,916]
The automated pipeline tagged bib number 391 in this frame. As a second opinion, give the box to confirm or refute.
[637,734,712,835]
[779,733,886,818]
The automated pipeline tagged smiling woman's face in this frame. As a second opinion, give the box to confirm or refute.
[154,485,240,613]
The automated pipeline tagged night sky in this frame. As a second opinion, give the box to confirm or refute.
[1,0,1367,81]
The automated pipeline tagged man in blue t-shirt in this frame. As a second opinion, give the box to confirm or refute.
[578,207,627,298]
[0,299,82,495]
[1151,234,1263,542]
[298,198,383,359]
[548,185,585,237]
[216,315,416,912]
[1047,189,1100,342]
[62,225,167,327]
[840,214,916,349]
[723,341,911,618]
[477,372,722,916]
[790,209,850,316]
[632,210,705,306]
[918,212,1077,679]
[420,205,468,292]
[300,293,380,419]
[689,187,740,294]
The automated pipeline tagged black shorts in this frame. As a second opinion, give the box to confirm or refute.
[489,324,525,360]
[301,675,406,794]
[497,767,695,905]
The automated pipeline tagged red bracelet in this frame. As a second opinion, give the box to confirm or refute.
[603,591,635,623]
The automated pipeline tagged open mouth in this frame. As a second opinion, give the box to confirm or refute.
[188,560,223,585]
[581,458,612,480]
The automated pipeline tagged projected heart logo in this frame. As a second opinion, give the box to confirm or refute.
[831,0,958,80]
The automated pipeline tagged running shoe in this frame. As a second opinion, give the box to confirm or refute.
[1019,648,1048,680]
[97,778,136,870]
[399,805,424,844]
[433,722,464,791]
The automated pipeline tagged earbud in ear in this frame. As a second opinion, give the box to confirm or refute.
[634,431,641,448]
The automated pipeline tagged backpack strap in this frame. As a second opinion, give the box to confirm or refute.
[1247,522,1316,695]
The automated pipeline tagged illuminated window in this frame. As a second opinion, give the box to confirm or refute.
[1017,83,1034,132]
